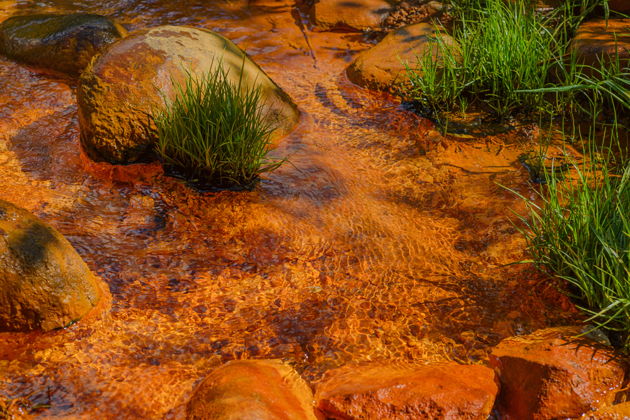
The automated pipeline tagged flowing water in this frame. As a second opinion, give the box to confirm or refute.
[0,0,580,417]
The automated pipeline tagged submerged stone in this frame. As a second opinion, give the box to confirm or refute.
[186,359,317,420]
[490,326,626,419]
[570,19,630,69]
[0,200,109,331]
[77,25,300,164]
[346,23,458,92]
[0,13,127,76]
[315,361,498,419]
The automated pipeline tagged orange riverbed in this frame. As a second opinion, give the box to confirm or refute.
[0,0,579,417]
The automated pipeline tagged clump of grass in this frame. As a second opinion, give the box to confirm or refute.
[407,0,559,119]
[154,65,283,190]
[515,152,630,348]
[405,0,625,123]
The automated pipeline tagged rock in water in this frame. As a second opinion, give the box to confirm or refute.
[0,13,127,76]
[315,361,498,419]
[570,19,630,69]
[311,0,393,32]
[346,23,458,92]
[490,327,626,419]
[186,359,318,420]
[77,25,300,164]
[0,200,109,331]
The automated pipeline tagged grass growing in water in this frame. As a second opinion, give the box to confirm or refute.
[514,153,630,348]
[154,65,282,190]
[405,0,625,121]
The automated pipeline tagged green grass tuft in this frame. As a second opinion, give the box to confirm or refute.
[515,154,630,348]
[154,64,283,190]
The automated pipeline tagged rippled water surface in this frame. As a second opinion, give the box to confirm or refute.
[0,0,580,417]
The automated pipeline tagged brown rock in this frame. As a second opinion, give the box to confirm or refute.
[0,13,126,76]
[0,200,109,331]
[186,359,318,420]
[346,23,458,92]
[315,362,498,419]
[489,327,626,420]
[311,0,393,32]
[586,402,630,419]
[77,25,300,164]
[570,19,630,68]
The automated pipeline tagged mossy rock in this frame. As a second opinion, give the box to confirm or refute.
[77,25,300,164]
[0,200,109,331]
[0,13,127,76]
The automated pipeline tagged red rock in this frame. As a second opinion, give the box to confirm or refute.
[315,362,498,419]
[489,327,626,420]
[570,19,630,68]
[186,359,318,420]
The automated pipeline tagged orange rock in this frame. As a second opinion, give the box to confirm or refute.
[0,199,110,331]
[489,327,626,420]
[570,19,630,68]
[186,359,318,420]
[311,0,393,32]
[78,26,299,164]
[315,362,498,419]
[346,23,458,92]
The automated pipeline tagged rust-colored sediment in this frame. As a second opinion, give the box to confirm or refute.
[0,1,580,418]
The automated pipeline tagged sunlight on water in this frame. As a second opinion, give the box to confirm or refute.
[0,1,579,417]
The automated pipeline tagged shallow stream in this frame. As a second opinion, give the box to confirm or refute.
[0,0,579,417]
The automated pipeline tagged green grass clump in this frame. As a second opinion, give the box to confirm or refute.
[405,0,625,121]
[516,155,630,347]
[408,0,559,118]
[154,65,282,190]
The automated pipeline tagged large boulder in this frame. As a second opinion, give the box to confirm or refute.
[186,359,318,420]
[0,200,109,331]
[489,327,626,419]
[311,0,393,32]
[77,25,300,164]
[346,23,457,92]
[0,13,127,76]
[569,19,630,68]
[315,362,498,419]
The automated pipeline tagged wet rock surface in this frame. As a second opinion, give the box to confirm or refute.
[0,13,126,76]
[77,25,300,164]
[0,199,108,332]
[586,402,630,419]
[315,361,498,419]
[383,1,447,30]
[311,0,393,32]
[490,326,626,420]
[186,359,317,420]
[570,19,630,68]
[346,22,457,91]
